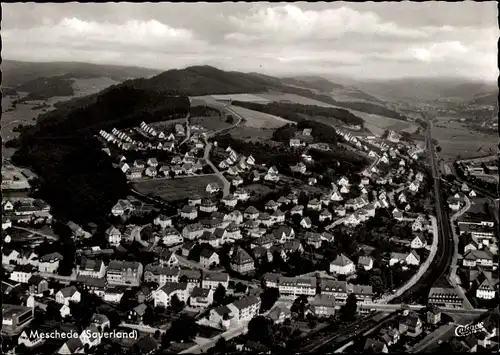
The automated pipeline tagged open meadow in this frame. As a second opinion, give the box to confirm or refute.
[211,93,271,103]
[228,105,293,129]
[344,108,419,136]
[433,116,498,162]
[229,126,275,141]
[191,116,232,133]
[256,92,340,108]
[133,175,223,202]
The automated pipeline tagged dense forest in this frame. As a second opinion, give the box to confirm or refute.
[12,85,190,224]
[16,76,75,100]
[189,105,222,117]
[231,101,365,127]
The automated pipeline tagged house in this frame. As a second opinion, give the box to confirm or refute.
[127,303,152,324]
[119,162,130,173]
[393,210,404,221]
[232,175,244,187]
[206,183,221,194]
[409,181,419,192]
[111,199,134,216]
[428,287,464,308]
[106,260,143,287]
[244,206,260,220]
[103,287,125,304]
[147,158,158,167]
[426,306,441,325]
[18,330,45,348]
[307,199,322,211]
[390,251,420,266]
[55,286,81,305]
[78,259,106,278]
[38,252,63,273]
[447,197,462,211]
[291,162,307,174]
[105,226,122,246]
[278,276,316,298]
[331,191,343,202]
[189,286,214,309]
[318,209,332,222]
[400,313,423,337]
[161,228,183,247]
[358,256,373,271]
[230,248,255,274]
[463,249,494,268]
[311,294,336,317]
[200,249,220,269]
[11,264,35,283]
[340,185,350,194]
[227,296,261,322]
[153,282,189,308]
[57,338,85,354]
[268,306,292,324]
[222,194,238,208]
[27,275,49,295]
[308,177,317,186]
[289,138,302,147]
[202,272,229,290]
[181,205,198,220]
[306,232,322,249]
[182,223,205,240]
[411,234,427,249]
[334,206,346,217]
[464,239,481,253]
[155,248,179,266]
[338,176,350,186]
[79,325,101,349]
[363,338,388,353]
[300,217,312,229]
[330,254,355,275]
[144,264,179,285]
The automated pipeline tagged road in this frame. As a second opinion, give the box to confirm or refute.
[448,196,474,309]
[389,116,454,305]
[379,216,438,303]
[203,142,230,198]
[179,113,191,146]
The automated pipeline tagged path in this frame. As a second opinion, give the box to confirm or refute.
[448,195,474,310]
[179,113,191,146]
[202,142,230,198]
[377,215,438,303]
[11,226,59,241]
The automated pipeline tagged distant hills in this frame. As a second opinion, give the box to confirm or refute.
[1,59,163,99]
[468,92,498,107]
[1,59,162,86]
[356,77,497,102]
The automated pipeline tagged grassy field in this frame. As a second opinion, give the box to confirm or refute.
[256,92,340,108]
[228,105,293,129]
[433,117,498,162]
[191,116,232,133]
[343,108,418,136]
[133,175,223,201]
[211,93,271,103]
[229,126,275,141]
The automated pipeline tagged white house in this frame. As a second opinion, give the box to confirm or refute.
[329,254,355,275]
[199,249,220,269]
[358,256,373,271]
[105,226,122,246]
[56,286,82,305]
[410,234,427,249]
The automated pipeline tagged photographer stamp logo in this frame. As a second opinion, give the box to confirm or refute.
[455,322,485,337]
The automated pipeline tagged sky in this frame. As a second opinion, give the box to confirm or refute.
[2,2,498,81]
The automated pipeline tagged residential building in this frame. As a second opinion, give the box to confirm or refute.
[38,252,63,273]
[311,294,336,317]
[329,254,356,275]
[227,296,261,322]
[55,286,81,305]
[230,248,255,274]
[153,282,189,308]
[106,260,143,287]
[358,256,374,271]
[278,276,316,298]
[77,259,106,278]
[200,249,220,269]
[189,287,214,309]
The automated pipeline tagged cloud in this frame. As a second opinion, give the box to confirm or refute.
[225,4,431,43]
[2,17,206,55]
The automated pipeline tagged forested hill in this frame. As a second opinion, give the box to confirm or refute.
[230,101,365,127]
[12,82,190,224]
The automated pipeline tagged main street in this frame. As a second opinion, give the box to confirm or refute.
[389,117,454,305]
